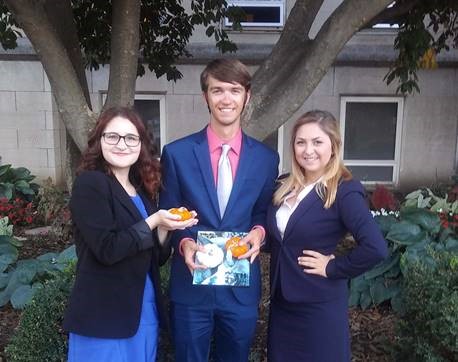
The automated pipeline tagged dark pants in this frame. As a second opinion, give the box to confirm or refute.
[171,289,258,362]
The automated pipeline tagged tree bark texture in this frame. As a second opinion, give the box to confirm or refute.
[243,0,394,140]
[103,0,141,111]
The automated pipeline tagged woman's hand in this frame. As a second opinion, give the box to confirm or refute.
[145,209,198,231]
[298,250,335,278]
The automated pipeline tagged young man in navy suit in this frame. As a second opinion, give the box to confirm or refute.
[159,59,279,361]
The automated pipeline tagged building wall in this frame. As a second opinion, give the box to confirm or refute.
[0,60,65,183]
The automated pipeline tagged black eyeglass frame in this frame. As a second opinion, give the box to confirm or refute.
[102,132,141,147]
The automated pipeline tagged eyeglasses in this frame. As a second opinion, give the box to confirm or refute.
[102,132,141,147]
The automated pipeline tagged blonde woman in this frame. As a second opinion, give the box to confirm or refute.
[265,110,388,361]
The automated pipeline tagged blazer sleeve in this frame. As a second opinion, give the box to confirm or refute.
[70,172,155,266]
[250,151,279,229]
[158,146,193,248]
[326,181,388,279]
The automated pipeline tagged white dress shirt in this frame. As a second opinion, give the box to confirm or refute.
[276,182,318,239]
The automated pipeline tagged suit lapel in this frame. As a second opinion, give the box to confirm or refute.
[110,176,143,220]
[283,188,321,241]
[222,133,253,220]
[193,130,221,219]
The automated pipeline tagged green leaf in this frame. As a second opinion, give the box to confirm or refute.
[0,164,11,178]
[0,272,10,289]
[0,235,14,244]
[18,187,35,195]
[348,289,360,307]
[36,253,59,262]
[364,252,401,280]
[360,290,373,310]
[10,284,34,309]
[11,167,31,181]
[0,183,14,200]
[386,221,423,245]
[384,263,401,278]
[0,289,10,306]
[0,244,18,272]
[205,25,214,37]
[374,215,397,236]
[56,245,77,265]
[404,189,422,200]
[369,278,392,305]
[390,290,404,315]
[14,180,29,189]
[350,274,370,293]
[400,207,441,233]
[14,261,39,284]
[444,237,458,252]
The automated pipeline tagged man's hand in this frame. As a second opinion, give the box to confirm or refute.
[181,238,207,274]
[237,227,264,264]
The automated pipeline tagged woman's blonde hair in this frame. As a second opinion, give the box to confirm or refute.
[273,110,352,208]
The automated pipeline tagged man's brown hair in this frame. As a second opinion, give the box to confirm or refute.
[200,59,251,93]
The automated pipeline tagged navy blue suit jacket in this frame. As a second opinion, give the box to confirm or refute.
[159,127,279,306]
[63,171,171,338]
[266,179,388,303]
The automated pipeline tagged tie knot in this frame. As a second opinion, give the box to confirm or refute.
[221,144,231,156]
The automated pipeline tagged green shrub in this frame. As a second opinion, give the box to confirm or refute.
[393,250,458,362]
[0,164,39,201]
[5,262,75,362]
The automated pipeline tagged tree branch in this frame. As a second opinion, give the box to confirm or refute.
[103,0,141,110]
[44,0,91,108]
[4,0,93,151]
[251,0,324,93]
[244,0,393,140]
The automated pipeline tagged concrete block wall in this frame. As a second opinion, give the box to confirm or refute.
[0,60,64,184]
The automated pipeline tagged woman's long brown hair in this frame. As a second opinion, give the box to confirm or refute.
[78,107,161,199]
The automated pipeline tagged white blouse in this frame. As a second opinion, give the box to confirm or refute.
[276,182,318,239]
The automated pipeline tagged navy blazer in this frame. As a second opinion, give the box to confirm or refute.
[159,127,279,306]
[63,171,171,338]
[266,179,388,303]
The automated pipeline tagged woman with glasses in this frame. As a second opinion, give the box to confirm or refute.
[63,107,198,361]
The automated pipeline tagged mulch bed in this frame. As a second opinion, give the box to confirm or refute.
[0,235,397,361]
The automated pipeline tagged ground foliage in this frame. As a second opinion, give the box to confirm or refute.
[0,248,396,361]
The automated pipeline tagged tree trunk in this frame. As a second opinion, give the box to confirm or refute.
[103,0,141,110]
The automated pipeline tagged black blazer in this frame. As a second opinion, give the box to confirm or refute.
[63,171,171,338]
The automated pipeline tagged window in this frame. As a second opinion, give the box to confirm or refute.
[134,95,166,155]
[339,97,403,185]
[225,0,285,28]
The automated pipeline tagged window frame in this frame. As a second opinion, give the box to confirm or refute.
[133,94,167,153]
[339,96,404,186]
[224,0,285,28]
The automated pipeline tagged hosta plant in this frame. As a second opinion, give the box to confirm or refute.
[349,206,458,313]
[0,164,39,201]
[0,223,76,310]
